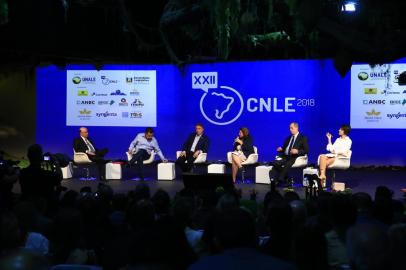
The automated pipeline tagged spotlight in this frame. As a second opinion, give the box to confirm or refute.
[341,1,357,12]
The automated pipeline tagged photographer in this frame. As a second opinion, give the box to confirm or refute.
[19,144,62,211]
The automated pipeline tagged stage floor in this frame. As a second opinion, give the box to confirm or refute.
[26,167,406,201]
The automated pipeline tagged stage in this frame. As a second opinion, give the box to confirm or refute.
[13,166,405,201]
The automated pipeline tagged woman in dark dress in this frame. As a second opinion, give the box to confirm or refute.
[231,127,254,183]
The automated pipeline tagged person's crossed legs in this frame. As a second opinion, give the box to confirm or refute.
[130,149,150,180]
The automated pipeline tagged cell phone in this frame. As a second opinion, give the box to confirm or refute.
[43,156,50,161]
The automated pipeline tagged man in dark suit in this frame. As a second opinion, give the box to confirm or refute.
[176,123,210,172]
[269,122,309,187]
[73,127,108,181]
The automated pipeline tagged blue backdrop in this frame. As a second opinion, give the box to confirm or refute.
[36,60,406,166]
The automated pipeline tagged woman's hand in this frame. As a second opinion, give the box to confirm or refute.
[235,137,243,145]
[326,132,332,141]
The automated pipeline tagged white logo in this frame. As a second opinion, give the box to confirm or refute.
[193,72,244,125]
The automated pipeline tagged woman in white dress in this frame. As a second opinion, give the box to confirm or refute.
[319,125,352,183]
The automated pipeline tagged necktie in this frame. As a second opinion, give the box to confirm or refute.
[287,135,295,155]
[85,139,95,152]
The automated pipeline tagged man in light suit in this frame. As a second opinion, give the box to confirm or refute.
[269,122,309,187]
[73,127,108,181]
[176,123,210,172]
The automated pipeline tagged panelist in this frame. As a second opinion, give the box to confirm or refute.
[176,123,210,172]
[231,127,254,183]
[318,125,352,185]
[128,127,167,180]
[73,127,108,181]
[269,122,309,186]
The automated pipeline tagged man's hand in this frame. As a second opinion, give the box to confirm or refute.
[162,159,168,163]
[277,147,283,152]
[180,151,186,157]
[193,151,200,158]
[290,148,299,155]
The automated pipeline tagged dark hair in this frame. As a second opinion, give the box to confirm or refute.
[145,127,154,134]
[27,144,43,164]
[340,124,351,135]
[239,127,249,138]
[195,123,204,128]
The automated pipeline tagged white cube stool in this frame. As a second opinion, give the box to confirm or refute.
[255,165,273,184]
[208,164,225,174]
[158,162,176,181]
[106,162,122,180]
[303,167,322,187]
[61,162,73,179]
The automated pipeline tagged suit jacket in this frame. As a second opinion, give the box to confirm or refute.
[281,133,308,158]
[233,134,255,157]
[73,137,96,153]
[182,133,210,153]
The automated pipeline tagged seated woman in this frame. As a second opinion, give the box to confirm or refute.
[231,127,254,183]
[319,124,352,184]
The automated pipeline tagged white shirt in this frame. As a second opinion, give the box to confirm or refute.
[190,134,202,152]
[327,136,352,157]
[81,136,95,153]
[285,132,299,155]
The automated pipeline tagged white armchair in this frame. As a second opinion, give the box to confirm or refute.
[317,151,352,170]
[73,150,92,164]
[176,151,207,163]
[318,150,352,183]
[73,150,94,180]
[292,155,308,168]
[227,146,258,165]
[126,150,156,164]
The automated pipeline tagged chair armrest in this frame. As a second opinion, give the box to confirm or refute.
[194,152,207,163]
[242,153,258,165]
[227,152,233,164]
[74,152,92,163]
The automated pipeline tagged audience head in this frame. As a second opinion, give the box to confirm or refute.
[172,197,195,229]
[339,124,351,136]
[132,183,151,203]
[144,127,154,140]
[152,189,171,216]
[238,127,249,139]
[79,127,89,138]
[290,200,307,227]
[195,123,204,136]
[214,208,256,250]
[128,199,155,231]
[27,144,43,166]
[329,194,357,231]
[352,192,373,214]
[289,122,299,135]
[216,193,239,212]
[347,224,389,270]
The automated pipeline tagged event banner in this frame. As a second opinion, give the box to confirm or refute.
[351,64,406,129]
[66,70,157,126]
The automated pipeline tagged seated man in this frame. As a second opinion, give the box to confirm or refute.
[269,122,309,187]
[176,123,209,172]
[128,127,167,180]
[73,127,108,181]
